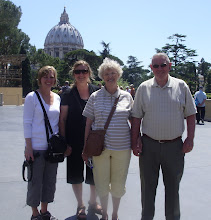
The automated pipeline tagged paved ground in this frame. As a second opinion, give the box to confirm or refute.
[0,105,210,220]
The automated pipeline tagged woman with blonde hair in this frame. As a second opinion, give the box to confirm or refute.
[23,66,60,220]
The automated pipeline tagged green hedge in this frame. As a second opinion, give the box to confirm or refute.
[206,93,211,99]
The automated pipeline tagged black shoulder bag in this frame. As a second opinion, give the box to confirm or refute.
[35,91,67,163]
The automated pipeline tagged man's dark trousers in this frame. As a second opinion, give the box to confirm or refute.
[139,136,184,220]
[196,106,205,123]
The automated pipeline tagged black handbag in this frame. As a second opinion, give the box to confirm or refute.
[35,91,67,163]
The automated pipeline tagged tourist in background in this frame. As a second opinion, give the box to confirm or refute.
[82,58,133,220]
[58,81,70,97]
[59,60,102,219]
[194,86,207,124]
[130,84,135,99]
[23,66,60,220]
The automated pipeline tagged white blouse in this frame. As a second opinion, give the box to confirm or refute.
[23,91,60,150]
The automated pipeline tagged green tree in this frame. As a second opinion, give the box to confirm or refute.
[122,56,150,88]
[99,41,124,66]
[156,33,197,78]
[64,49,102,80]
[206,71,211,93]
[100,41,111,59]
[22,57,32,96]
[197,58,211,86]
[0,0,30,55]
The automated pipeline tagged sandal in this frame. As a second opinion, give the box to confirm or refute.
[100,215,108,220]
[76,206,87,220]
[88,201,103,215]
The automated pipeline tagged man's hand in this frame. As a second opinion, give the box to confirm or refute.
[182,137,194,153]
[64,145,72,157]
[183,114,195,153]
[132,136,143,156]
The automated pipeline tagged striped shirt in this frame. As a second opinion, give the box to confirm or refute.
[132,75,197,140]
[83,87,133,151]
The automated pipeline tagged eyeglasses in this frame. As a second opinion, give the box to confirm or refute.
[152,63,167,68]
[104,72,117,77]
[74,69,89,74]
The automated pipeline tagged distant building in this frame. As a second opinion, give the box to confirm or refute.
[44,7,84,59]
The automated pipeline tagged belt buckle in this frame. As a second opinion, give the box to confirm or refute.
[158,140,165,144]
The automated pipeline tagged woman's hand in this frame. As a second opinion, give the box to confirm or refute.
[82,152,89,163]
[25,138,34,161]
[64,145,72,157]
[25,145,34,161]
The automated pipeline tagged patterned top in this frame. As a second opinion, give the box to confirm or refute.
[83,87,133,151]
[132,75,197,140]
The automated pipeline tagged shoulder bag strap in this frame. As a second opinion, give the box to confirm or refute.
[35,91,53,143]
[104,95,120,130]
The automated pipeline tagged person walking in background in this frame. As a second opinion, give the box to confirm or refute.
[194,86,207,124]
[58,81,70,97]
[23,66,60,220]
[131,53,196,220]
[130,84,135,99]
[59,60,102,220]
[125,86,131,93]
[82,58,133,220]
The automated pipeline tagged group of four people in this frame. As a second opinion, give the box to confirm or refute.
[23,53,196,220]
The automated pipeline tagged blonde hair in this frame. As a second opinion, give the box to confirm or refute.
[37,66,57,87]
[98,58,123,80]
[69,60,94,85]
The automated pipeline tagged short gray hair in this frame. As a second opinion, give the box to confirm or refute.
[98,58,123,80]
[151,53,170,64]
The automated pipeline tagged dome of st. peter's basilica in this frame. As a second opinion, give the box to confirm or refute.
[44,8,84,59]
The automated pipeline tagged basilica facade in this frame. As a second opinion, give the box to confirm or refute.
[44,8,84,59]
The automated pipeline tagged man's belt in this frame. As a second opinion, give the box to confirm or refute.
[142,134,181,144]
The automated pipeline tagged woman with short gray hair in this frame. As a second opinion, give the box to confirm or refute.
[82,58,133,220]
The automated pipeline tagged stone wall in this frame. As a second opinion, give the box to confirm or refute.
[205,99,211,121]
[0,87,22,105]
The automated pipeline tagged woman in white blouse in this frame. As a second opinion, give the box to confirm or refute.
[23,66,60,220]
[82,58,133,220]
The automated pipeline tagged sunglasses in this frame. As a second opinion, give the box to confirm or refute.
[74,69,89,74]
[152,63,167,68]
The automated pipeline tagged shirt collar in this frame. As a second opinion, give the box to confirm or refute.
[152,74,173,88]
[102,86,121,98]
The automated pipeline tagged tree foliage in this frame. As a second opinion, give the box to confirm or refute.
[22,57,32,96]
[122,56,150,88]
[64,49,102,80]
[156,33,197,78]
[100,41,111,59]
[197,58,211,86]
[0,0,30,55]
[206,70,211,93]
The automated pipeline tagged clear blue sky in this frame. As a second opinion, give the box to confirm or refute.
[11,0,211,69]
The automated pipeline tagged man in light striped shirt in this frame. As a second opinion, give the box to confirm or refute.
[131,53,196,220]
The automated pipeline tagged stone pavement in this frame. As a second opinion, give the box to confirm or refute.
[0,105,210,220]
